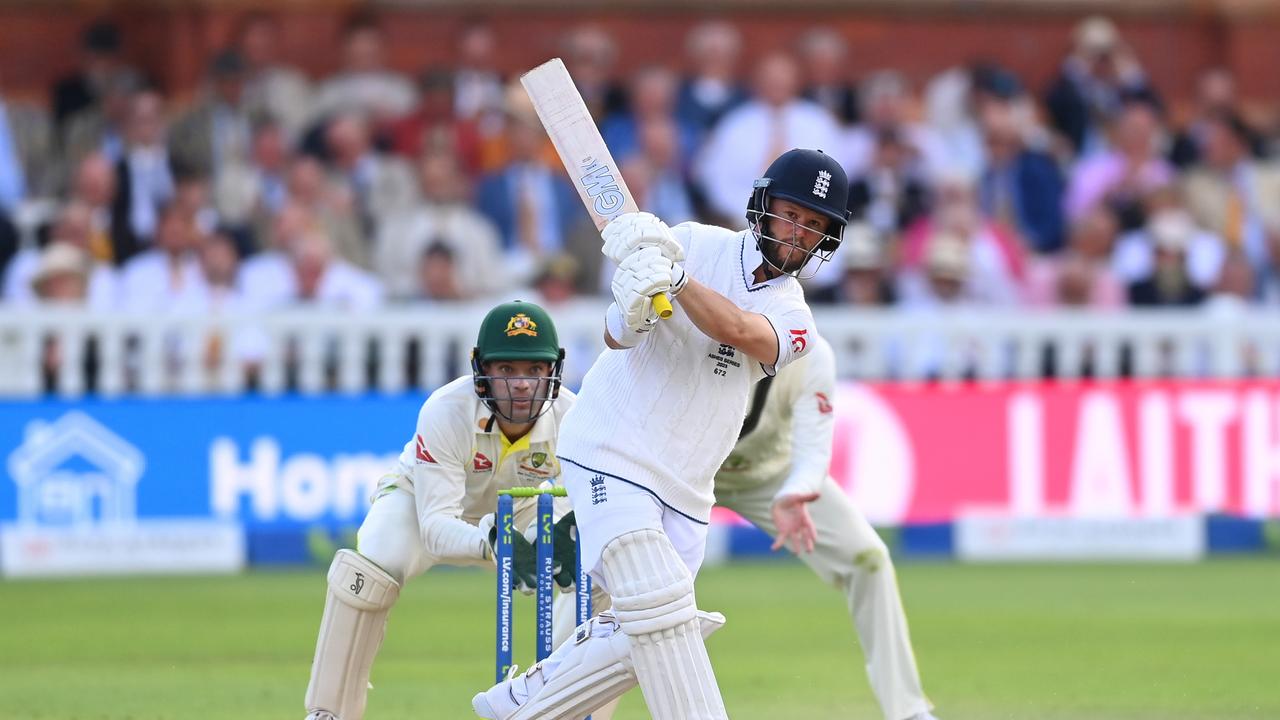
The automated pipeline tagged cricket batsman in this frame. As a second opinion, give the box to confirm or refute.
[716,332,939,720]
[304,300,594,720]
[473,148,849,719]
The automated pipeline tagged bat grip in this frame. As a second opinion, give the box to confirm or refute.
[652,292,673,319]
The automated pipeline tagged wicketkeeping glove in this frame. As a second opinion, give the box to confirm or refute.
[482,512,539,595]
[551,511,581,592]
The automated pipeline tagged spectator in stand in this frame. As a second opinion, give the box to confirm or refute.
[622,117,697,224]
[169,49,253,181]
[899,171,1024,307]
[797,27,858,126]
[0,67,53,212]
[1113,190,1225,295]
[841,70,942,180]
[215,115,293,251]
[234,12,314,143]
[66,152,123,264]
[531,253,581,306]
[52,21,127,138]
[602,65,697,166]
[451,18,508,172]
[1064,94,1174,231]
[808,222,895,306]
[474,95,581,285]
[561,25,626,120]
[285,156,364,271]
[1168,68,1265,168]
[374,149,505,300]
[29,241,100,392]
[61,67,141,180]
[912,231,975,308]
[1181,112,1280,269]
[289,229,383,310]
[846,127,931,236]
[172,174,224,245]
[112,88,175,263]
[324,112,418,258]
[1258,229,1280,305]
[30,242,92,305]
[452,18,506,124]
[1202,249,1256,312]
[695,51,842,226]
[118,202,209,313]
[313,15,417,127]
[238,201,312,311]
[388,68,483,177]
[3,202,118,309]
[976,82,1066,254]
[201,230,241,309]
[413,242,466,302]
[1024,207,1125,308]
[676,21,748,135]
[922,66,984,182]
[1126,210,1207,307]
[1045,16,1159,158]
[0,211,16,281]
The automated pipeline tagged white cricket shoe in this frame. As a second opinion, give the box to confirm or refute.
[472,663,548,720]
[305,712,337,720]
[905,713,940,720]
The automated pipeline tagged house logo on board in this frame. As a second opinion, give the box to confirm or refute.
[7,412,145,527]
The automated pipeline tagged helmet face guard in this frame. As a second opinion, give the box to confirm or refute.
[748,181,844,280]
[471,352,564,424]
[744,149,851,280]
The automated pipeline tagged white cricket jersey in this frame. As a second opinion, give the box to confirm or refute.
[557,223,817,522]
[715,334,837,499]
[377,376,576,562]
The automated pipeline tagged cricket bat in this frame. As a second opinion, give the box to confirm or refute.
[520,58,674,318]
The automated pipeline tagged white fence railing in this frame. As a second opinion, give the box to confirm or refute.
[0,302,1277,398]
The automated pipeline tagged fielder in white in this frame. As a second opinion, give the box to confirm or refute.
[304,301,601,720]
[716,333,938,720]
[472,148,854,720]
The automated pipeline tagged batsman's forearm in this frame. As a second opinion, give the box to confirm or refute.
[675,277,779,365]
[676,278,750,345]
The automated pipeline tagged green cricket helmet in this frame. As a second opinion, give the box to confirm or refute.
[471,300,565,423]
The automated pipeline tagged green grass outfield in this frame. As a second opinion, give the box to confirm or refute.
[1,558,1277,719]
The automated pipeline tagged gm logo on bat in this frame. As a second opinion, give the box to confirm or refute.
[579,156,626,218]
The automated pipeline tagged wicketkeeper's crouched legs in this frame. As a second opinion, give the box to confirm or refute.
[305,489,425,720]
[305,549,400,720]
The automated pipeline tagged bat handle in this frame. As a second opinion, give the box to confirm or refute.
[652,292,673,319]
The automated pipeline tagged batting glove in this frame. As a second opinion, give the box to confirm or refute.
[611,245,673,333]
[602,211,685,264]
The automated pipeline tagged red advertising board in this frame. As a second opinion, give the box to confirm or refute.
[818,380,1280,525]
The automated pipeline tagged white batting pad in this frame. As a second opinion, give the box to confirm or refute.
[305,549,401,720]
[600,529,729,720]
[473,610,725,720]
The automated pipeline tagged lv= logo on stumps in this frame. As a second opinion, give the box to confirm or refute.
[494,486,593,705]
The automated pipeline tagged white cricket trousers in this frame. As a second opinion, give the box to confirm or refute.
[561,460,711,587]
[715,475,933,720]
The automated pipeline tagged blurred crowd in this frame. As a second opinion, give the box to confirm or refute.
[2,12,1280,323]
